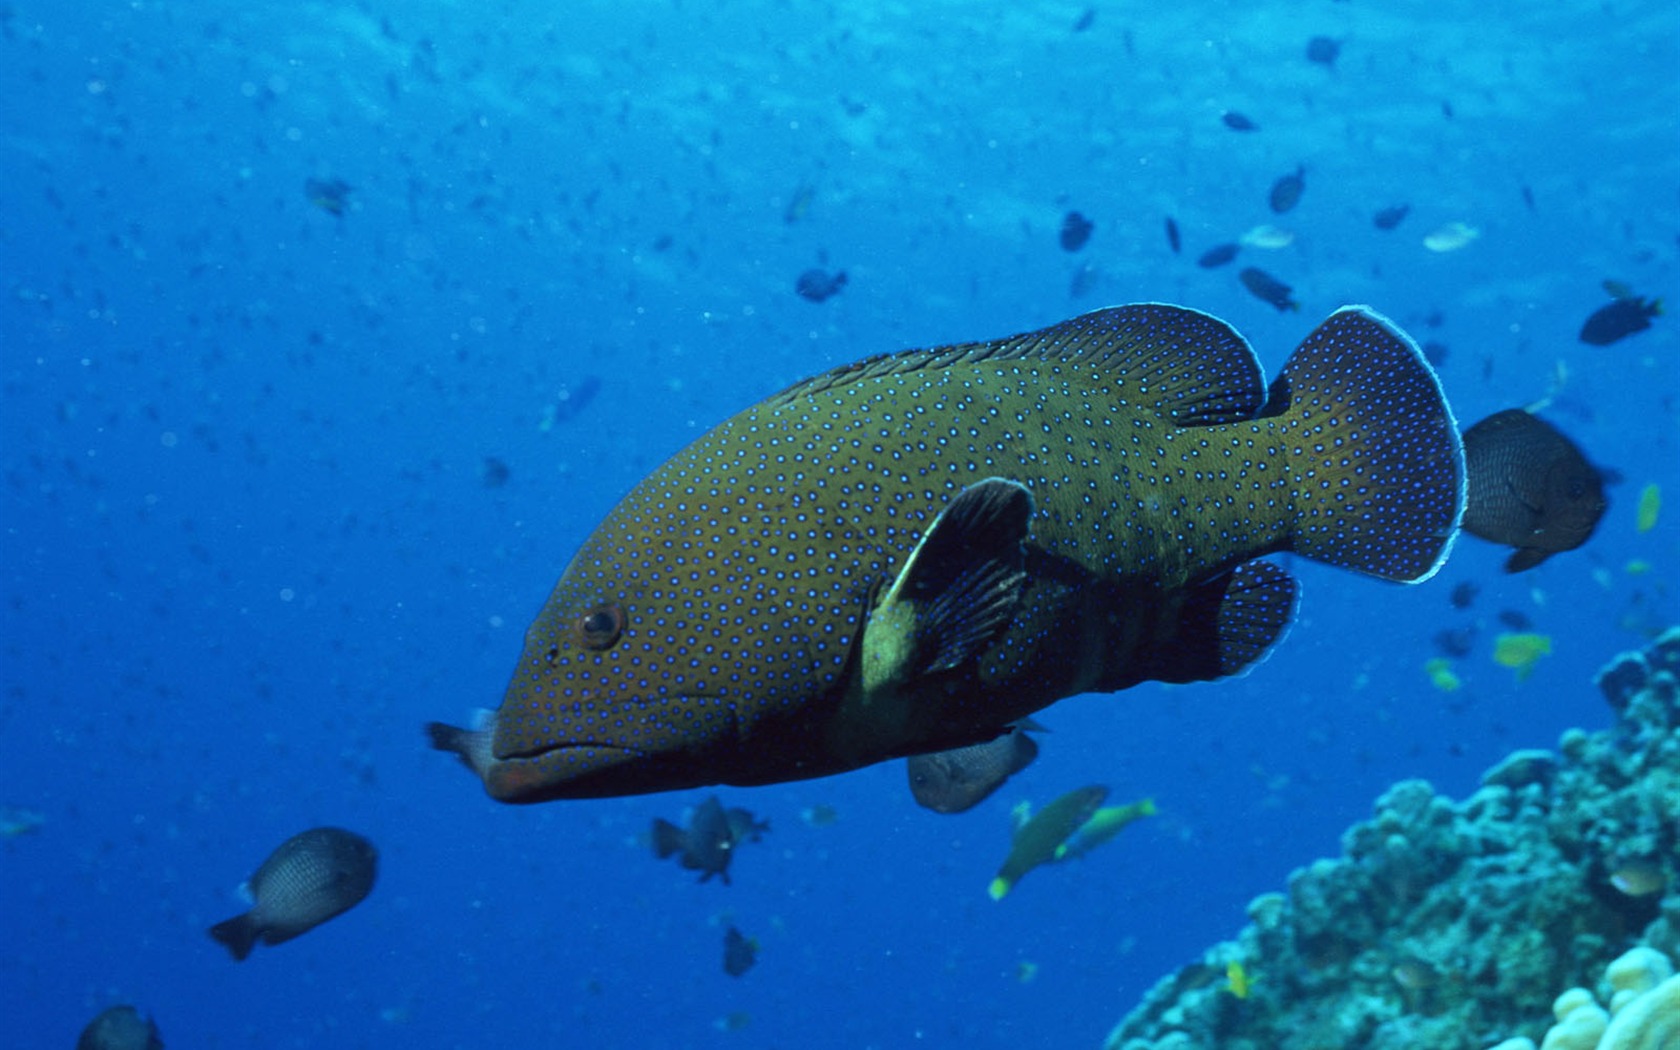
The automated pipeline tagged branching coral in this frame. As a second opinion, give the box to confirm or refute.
[1104,628,1680,1050]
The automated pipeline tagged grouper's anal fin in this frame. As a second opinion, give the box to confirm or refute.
[862,477,1034,694]
[1148,559,1299,684]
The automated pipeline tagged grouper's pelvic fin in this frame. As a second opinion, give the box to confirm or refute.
[1266,306,1466,584]
[862,477,1033,694]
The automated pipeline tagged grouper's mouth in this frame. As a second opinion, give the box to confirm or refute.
[494,740,649,763]
[486,740,710,802]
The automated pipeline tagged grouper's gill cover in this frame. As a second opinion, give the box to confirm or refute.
[427,303,1465,802]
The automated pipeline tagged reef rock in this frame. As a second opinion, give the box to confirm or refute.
[1105,627,1680,1050]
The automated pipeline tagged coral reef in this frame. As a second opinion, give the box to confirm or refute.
[1104,627,1680,1050]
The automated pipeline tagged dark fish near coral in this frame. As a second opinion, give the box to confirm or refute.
[1060,211,1094,252]
[1391,953,1443,1007]
[208,827,377,961]
[1164,217,1182,255]
[1238,267,1298,311]
[1609,856,1667,898]
[1268,166,1306,213]
[989,785,1108,899]
[651,796,767,885]
[1461,409,1606,572]
[304,177,351,217]
[795,268,847,303]
[1449,581,1478,610]
[1373,204,1410,230]
[1222,111,1258,131]
[723,925,758,976]
[1497,608,1533,631]
[1306,36,1341,66]
[908,723,1040,814]
[428,303,1464,801]
[1579,290,1661,346]
[1197,243,1240,269]
[77,1005,164,1050]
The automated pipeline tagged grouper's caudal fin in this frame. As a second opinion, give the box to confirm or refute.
[1265,307,1466,583]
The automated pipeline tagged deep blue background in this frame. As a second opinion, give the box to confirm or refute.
[3,2,1675,1046]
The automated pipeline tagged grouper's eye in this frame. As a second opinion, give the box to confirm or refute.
[574,602,626,650]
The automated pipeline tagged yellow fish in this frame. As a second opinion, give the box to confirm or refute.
[1225,960,1254,999]
[1424,657,1461,692]
[1493,632,1552,682]
[1636,483,1661,533]
[989,785,1107,900]
[1054,797,1157,861]
[429,305,1465,801]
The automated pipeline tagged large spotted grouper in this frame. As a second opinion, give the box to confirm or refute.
[429,304,1465,801]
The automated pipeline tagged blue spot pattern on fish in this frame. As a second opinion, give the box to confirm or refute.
[429,304,1465,801]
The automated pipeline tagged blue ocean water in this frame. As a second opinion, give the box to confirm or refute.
[3,1,1675,1046]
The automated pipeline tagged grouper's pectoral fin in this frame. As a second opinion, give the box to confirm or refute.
[1147,559,1299,684]
[862,477,1034,694]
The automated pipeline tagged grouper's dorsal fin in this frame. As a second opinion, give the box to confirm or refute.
[861,478,1033,694]
[766,304,1267,426]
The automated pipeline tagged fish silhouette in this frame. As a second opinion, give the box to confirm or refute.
[76,1006,164,1050]
[908,724,1040,814]
[430,304,1463,801]
[1268,166,1306,213]
[1238,267,1298,311]
[208,827,377,960]
[1579,294,1661,346]
[650,795,767,884]
[1461,408,1606,572]
[989,785,1108,899]
[1373,204,1410,230]
[722,925,758,976]
[1060,211,1094,252]
[795,268,847,303]
[1306,37,1341,67]
[1197,243,1240,269]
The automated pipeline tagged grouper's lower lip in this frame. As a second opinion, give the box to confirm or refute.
[484,742,660,802]
[496,741,649,763]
